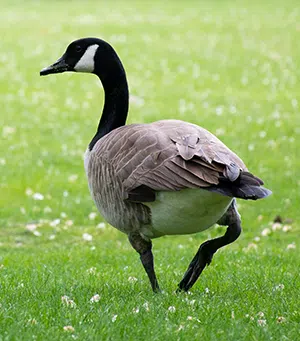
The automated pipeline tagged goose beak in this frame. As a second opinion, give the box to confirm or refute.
[40,54,70,76]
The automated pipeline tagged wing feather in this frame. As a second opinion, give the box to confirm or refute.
[91,120,248,201]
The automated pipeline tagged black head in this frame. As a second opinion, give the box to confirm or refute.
[40,37,115,76]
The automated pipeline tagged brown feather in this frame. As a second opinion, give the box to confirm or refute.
[91,119,247,200]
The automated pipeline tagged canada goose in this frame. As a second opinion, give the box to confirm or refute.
[40,38,271,292]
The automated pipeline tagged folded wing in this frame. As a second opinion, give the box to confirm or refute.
[92,119,271,202]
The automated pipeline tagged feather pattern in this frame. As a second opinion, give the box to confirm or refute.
[90,119,247,193]
[85,119,270,237]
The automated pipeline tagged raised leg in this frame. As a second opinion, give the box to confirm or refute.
[178,199,242,292]
[128,233,160,292]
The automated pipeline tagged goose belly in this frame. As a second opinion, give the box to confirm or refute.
[144,188,233,238]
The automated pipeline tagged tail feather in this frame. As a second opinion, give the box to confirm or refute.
[208,171,272,200]
[231,184,272,200]
[239,171,264,186]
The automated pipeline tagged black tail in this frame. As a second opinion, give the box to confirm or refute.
[208,171,272,200]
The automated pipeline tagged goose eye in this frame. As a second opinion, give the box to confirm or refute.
[75,45,82,53]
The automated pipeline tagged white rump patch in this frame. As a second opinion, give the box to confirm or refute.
[74,44,99,73]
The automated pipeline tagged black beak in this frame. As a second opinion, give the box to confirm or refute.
[40,54,70,76]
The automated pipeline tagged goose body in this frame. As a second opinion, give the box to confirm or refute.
[41,38,271,292]
[84,119,243,239]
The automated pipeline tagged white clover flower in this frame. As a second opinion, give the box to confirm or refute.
[257,215,263,221]
[63,326,75,332]
[88,212,97,220]
[243,243,258,252]
[287,243,296,250]
[2,126,16,136]
[143,302,149,311]
[60,212,67,218]
[128,276,137,283]
[43,206,52,213]
[282,225,292,232]
[68,174,78,183]
[248,144,255,151]
[61,295,76,308]
[50,219,60,227]
[277,316,286,323]
[26,223,37,232]
[259,131,266,138]
[96,222,106,229]
[261,228,271,237]
[216,106,223,116]
[68,300,76,308]
[215,128,225,136]
[176,324,184,332]
[274,284,284,291]
[132,307,139,314]
[271,223,282,231]
[32,193,44,200]
[90,294,100,303]
[257,319,267,326]
[65,220,74,227]
[168,306,176,313]
[87,267,96,275]
[82,233,93,241]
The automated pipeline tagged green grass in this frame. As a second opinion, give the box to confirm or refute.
[1,0,300,340]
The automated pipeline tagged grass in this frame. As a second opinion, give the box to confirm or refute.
[0,0,300,340]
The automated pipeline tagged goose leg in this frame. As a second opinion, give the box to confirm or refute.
[178,199,241,292]
[128,233,160,292]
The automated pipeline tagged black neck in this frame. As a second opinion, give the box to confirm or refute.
[89,51,129,151]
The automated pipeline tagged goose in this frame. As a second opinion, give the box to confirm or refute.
[40,37,271,292]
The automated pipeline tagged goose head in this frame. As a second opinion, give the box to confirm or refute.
[40,37,125,84]
[40,37,129,145]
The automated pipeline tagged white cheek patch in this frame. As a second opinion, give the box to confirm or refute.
[74,44,99,73]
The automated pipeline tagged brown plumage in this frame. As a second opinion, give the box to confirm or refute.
[89,119,246,195]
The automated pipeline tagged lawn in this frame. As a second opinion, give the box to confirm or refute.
[1,0,300,340]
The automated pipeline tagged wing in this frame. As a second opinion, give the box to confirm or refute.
[91,119,254,202]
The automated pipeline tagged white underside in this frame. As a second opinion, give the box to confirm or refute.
[142,189,233,238]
